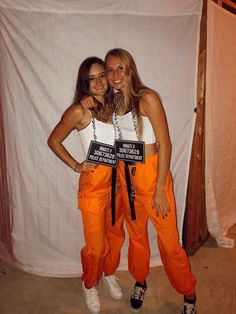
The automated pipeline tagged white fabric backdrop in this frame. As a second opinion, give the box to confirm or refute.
[205,0,236,248]
[0,0,202,276]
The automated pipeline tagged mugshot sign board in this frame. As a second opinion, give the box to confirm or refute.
[115,139,145,163]
[86,141,117,167]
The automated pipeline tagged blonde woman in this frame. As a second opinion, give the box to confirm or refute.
[104,48,197,314]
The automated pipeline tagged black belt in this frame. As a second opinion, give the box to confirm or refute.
[111,162,137,226]
[124,161,136,221]
[111,167,117,226]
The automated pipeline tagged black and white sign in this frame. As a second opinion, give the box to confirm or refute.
[115,139,145,163]
[86,141,117,167]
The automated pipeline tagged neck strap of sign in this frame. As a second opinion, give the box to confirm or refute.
[113,96,140,141]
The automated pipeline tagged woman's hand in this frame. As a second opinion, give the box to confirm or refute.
[75,161,98,173]
[151,188,170,218]
[80,96,96,109]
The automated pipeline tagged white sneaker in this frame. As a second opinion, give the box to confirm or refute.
[103,275,123,300]
[82,281,100,313]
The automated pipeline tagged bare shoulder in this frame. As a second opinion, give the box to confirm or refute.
[61,103,89,126]
[62,103,85,119]
[139,89,163,115]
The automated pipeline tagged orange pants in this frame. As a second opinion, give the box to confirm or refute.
[118,154,196,296]
[78,165,125,288]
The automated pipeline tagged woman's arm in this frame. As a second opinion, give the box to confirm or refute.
[47,104,96,173]
[140,91,172,217]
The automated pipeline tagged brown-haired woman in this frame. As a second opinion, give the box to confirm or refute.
[48,56,124,314]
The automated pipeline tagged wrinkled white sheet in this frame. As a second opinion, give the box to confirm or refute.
[0,0,202,276]
[205,0,236,248]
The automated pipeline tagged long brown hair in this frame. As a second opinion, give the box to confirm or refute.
[105,48,147,136]
[73,56,113,122]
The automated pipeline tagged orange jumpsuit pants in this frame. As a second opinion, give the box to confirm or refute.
[118,153,196,296]
[78,165,125,288]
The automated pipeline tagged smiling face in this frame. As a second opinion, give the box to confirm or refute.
[105,55,127,92]
[88,63,108,102]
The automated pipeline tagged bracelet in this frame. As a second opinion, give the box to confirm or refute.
[74,162,79,172]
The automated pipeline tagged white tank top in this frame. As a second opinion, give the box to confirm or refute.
[79,117,114,154]
[116,112,156,144]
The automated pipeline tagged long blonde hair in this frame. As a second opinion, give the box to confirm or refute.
[105,48,147,136]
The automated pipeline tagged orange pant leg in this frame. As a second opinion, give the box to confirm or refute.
[78,165,124,287]
[118,154,196,295]
[80,198,109,288]
[117,161,150,283]
[103,183,125,276]
[145,155,196,295]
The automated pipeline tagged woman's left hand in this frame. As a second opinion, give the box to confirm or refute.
[151,188,170,218]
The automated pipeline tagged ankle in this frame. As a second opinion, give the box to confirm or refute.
[184,294,196,303]
[84,283,94,290]
[136,280,146,287]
